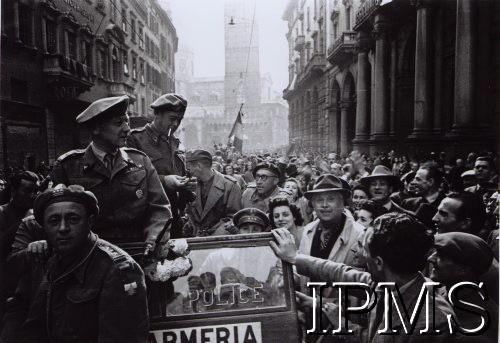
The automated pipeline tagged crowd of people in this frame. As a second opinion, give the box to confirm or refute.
[0,92,498,342]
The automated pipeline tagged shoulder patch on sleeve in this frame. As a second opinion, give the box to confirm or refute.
[97,240,133,268]
[56,149,85,162]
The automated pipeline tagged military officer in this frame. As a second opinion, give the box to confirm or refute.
[182,150,242,237]
[15,184,149,342]
[127,93,195,238]
[241,162,282,213]
[49,95,171,254]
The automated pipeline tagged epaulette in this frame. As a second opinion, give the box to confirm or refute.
[122,147,147,157]
[56,149,85,162]
[223,174,238,183]
[129,126,146,134]
[97,240,134,271]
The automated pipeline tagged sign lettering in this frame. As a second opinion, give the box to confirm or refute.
[149,322,262,343]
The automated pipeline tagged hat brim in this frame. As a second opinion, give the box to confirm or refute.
[359,175,401,187]
[304,188,351,200]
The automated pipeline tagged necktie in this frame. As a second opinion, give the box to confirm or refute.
[104,153,114,171]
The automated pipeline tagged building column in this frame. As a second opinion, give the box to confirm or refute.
[328,105,339,153]
[452,0,475,131]
[354,31,371,142]
[41,17,47,53]
[411,0,434,136]
[45,109,56,164]
[371,14,390,139]
[433,6,444,133]
[389,40,397,136]
[340,101,353,155]
[13,2,20,41]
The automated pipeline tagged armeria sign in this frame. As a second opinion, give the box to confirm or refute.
[150,322,262,343]
[306,281,491,336]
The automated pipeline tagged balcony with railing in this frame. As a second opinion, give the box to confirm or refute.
[297,53,326,85]
[294,35,305,51]
[354,0,382,30]
[43,54,94,100]
[327,31,357,64]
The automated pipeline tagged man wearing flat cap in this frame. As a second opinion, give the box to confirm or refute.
[428,232,498,342]
[128,93,195,238]
[6,185,148,342]
[242,162,282,213]
[49,95,171,254]
[182,150,242,237]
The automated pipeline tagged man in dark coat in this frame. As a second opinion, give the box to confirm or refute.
[128,93,195,238]
[8,185,149,342]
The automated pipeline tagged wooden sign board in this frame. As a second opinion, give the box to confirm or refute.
[145,233,300,343]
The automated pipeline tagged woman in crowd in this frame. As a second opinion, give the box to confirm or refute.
[268,197,304,248]
[355,200,387,229]
[351,184,370,212]
[283,177,312,225]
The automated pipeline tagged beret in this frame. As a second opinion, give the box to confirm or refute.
[76,95,129,124]
[252,162,281,179]
[186,150,212,163]
[434,232,493,275]
[34,184,99,223]
[233,208,269,229]
[151,93,187,112]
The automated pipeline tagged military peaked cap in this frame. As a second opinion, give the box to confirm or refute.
[233,208,269,229]
[76,95,129,124]
[34,184,99,223]
[151,93,187,112]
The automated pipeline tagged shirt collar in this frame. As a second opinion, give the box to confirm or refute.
[91,142,117,164]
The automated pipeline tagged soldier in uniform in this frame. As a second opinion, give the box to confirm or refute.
[183,150,242,237]
[241,162,282,213]
[127,93,195,238]
[49,95,171,254]
[13,184,149,342]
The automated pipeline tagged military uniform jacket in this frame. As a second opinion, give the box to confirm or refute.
[127,123,186,180]
[241,185,282,213]
[20,234,149,342]
[184,171,242,237]
[50,145,171,245]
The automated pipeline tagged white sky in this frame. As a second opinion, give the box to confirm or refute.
[160,0,289,93]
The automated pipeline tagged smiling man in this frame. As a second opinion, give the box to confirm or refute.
[241,162,282,213]
[50,95,171,254]
[360,165,408,214]
[15,184,149,342]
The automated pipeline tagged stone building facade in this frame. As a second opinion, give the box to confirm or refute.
[283,0,498,156]
[0,0,177,169]
[174,1,288,153]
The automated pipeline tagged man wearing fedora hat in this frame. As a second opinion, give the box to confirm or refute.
[359,165,409,214]
[242,162,282,213]
[50,95,171,255]
[298,174,364,269]
[295,174,364,341]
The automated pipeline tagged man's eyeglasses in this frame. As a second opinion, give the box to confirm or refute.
[255,174,276,182]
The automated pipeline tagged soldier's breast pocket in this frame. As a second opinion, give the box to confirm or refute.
[116,168,148,210]
[63,288,100,337]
